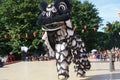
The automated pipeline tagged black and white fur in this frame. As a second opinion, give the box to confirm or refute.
[37,0,91,80]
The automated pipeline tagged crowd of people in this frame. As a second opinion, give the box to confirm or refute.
[1,48,120,68]
[21,50,54,61]
[89,49,120,62]
[0,50,53,68]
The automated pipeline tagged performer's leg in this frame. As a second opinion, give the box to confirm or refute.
[71,37,89,77]
[73,51,86,77]
[73,53,91,77]
[55,43,72,80]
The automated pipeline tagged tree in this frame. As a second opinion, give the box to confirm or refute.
[95,32,111,50]
[0,0,102,55]
[0,0,44,54]
[104,21,120,49]
[71,0,102,51]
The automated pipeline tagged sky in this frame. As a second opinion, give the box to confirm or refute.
[80,0,120,31]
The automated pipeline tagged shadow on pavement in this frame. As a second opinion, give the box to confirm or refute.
[90,69,109,71]
[90,61,109,63]
[83,73,120,80]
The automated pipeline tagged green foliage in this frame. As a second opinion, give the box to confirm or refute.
[71,0,101,28]
[0,0,103,55]
[0,0,43,55]
[71,0,102,51]
[103,21,120,49]
[105,21,120,33]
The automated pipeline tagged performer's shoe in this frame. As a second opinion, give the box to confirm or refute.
[58,75,67,80]
[77,72,87,80]
[77,73,85,78]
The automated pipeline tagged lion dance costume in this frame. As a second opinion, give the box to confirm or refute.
[37,0,91,80]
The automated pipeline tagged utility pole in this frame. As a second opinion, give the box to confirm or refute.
[107,50,115,72]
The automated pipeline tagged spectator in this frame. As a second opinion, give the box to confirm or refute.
[0,58,4,67]
[8,52,15,62]
[116,54,120,61]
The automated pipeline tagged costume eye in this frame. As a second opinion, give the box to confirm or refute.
[59,2,67,11]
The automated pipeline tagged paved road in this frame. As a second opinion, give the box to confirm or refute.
[0,60,120,80]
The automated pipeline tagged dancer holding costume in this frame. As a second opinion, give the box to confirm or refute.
[37,0,91,80]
